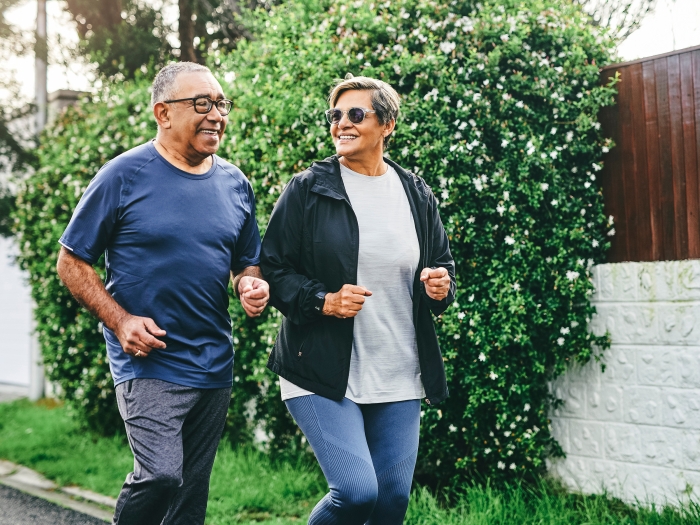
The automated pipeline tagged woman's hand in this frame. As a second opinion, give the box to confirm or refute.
[322,284,373,318]
[420,267,450,301]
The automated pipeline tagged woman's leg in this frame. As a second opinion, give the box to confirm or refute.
[285,395,378,525]
[361,399,421,525]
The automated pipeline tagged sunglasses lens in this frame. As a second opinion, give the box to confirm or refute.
[347,108,366,124]
[326,109,342,124]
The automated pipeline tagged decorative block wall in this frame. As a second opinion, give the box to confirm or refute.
[550,260,700,505]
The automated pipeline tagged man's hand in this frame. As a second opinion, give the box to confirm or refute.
[114,314,167,358]
[238,276,270,317]
[322,284,372,319]
[420,267,450,301]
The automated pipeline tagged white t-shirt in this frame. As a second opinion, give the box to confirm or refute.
[280,163,424,403]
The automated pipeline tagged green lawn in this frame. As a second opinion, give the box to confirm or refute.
[1,399,699,524]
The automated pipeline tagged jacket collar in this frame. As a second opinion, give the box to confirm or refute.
[308,154,430,204]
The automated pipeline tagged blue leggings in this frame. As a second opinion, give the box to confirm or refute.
[285,395,420,525]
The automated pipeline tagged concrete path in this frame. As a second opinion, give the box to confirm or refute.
[0,384,29,403]
[0,484,107,524]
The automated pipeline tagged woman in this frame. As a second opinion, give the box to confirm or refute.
[261,75,456,524]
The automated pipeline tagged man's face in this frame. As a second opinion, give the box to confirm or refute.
[165,71,228,158]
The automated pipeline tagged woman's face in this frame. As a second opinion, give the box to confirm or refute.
[330,90,390,160]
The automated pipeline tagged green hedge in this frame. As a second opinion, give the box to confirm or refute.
[14,0,616,486]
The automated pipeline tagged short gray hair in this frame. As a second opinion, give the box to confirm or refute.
[151,62,211,107]
[328,75,401,148]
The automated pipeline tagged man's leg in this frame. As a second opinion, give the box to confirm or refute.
[112,379,201,525]
[162,387,231,525]
[362,400,421,525]
[285,395,378,525]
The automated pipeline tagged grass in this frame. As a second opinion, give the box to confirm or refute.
[1,399,699,524]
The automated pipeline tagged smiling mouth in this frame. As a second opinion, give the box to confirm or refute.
[338,135,357,140]
[200,129,220,135]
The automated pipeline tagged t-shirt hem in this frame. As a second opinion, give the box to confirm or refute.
[113,374,232,389]
[347,392,425,404]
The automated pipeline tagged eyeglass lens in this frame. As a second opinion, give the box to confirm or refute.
[326,108,367,125]
[194,97,232,116]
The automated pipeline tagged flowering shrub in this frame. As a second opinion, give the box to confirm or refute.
[217,0,616,484]
[14,0,616,484]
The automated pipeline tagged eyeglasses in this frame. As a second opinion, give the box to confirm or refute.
[163,96,233,116]
[325,107,376,125]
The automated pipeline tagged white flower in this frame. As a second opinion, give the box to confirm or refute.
[489,371,498,380]
[580,209,586,216]
[498,461,506,469]
[515,100,524,108]
[602,146,609,153]
[356,53,364,60]
[566,131,574,142]
[484,448,492,454]
[441,190,449,200]
[496,204,506,215]
[439,41,456,54]
[560,327,570,335]
[510,463,516,470]
[479,352,486,361]
[501,139,509,147]
[512,283,520,291]
[592,162,602,171]
[505,236,515,245]
[500,34,509,42]
[577,258,585,266]
[449,425,457,432]
[503,191,510,201]
[550,127,557,135]
[473,93,481,102]
[504,431,511,437]
[468,294,475,302]
[524,403,531,411]
[457,99,464,108]
[608,215,615,224]
[584,181,591,189]
[473,178,484,191]
[467,216,476,224]
[551,199,558,206]
[557,337,565,346]
[541,183,549,191]
[608,228,616,236]
[592,239,600,247]
[458,312,466,320]
[410,121,418,131]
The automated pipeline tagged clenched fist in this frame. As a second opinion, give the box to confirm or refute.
[420,267,450,301]
[322,284,373,319]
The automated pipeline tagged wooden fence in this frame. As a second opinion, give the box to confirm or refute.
[599,45,700,262]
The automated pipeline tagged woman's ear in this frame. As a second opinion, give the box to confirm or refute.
[153,102,172,129]
[383,118,396,138]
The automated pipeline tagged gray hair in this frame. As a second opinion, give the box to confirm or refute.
[328,74,401,148]
[151,62,211,107]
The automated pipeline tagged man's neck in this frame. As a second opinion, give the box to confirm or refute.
[153,138,212,175]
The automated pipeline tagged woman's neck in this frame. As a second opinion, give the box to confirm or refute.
[339,155,388,177]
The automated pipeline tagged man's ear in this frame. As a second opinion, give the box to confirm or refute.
[153,102,172,129]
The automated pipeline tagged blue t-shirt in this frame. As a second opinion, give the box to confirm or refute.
[59,142,261,388]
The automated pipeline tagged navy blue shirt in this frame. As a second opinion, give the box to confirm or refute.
[60,142,261,388]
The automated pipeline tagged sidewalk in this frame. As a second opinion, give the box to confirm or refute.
[0,384,29,404]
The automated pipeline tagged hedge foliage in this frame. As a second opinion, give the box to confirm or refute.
[14,0,616,485]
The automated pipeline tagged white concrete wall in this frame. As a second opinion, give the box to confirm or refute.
[0,237,32,386]
[550,260,700,506]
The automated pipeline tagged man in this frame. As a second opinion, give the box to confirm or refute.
[56,62,269,525]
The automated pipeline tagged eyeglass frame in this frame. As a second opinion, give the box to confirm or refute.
[325,107,377,125]
[162,96,233,116]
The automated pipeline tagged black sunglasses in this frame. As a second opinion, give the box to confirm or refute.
[325,107,376,125]
[163,96,233,116]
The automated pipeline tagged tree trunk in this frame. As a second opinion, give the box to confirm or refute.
[178,0,198,63]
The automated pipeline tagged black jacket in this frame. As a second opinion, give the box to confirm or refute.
[260,155,456,405]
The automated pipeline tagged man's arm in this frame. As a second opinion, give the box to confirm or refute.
[56,246,166,357]
[231,265,269,318]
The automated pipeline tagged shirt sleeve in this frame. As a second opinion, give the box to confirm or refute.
[231,179,262,273]
[58,163,122,265]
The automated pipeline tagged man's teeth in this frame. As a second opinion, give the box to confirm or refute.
[339,135,356,139]
[202,130,218,134]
